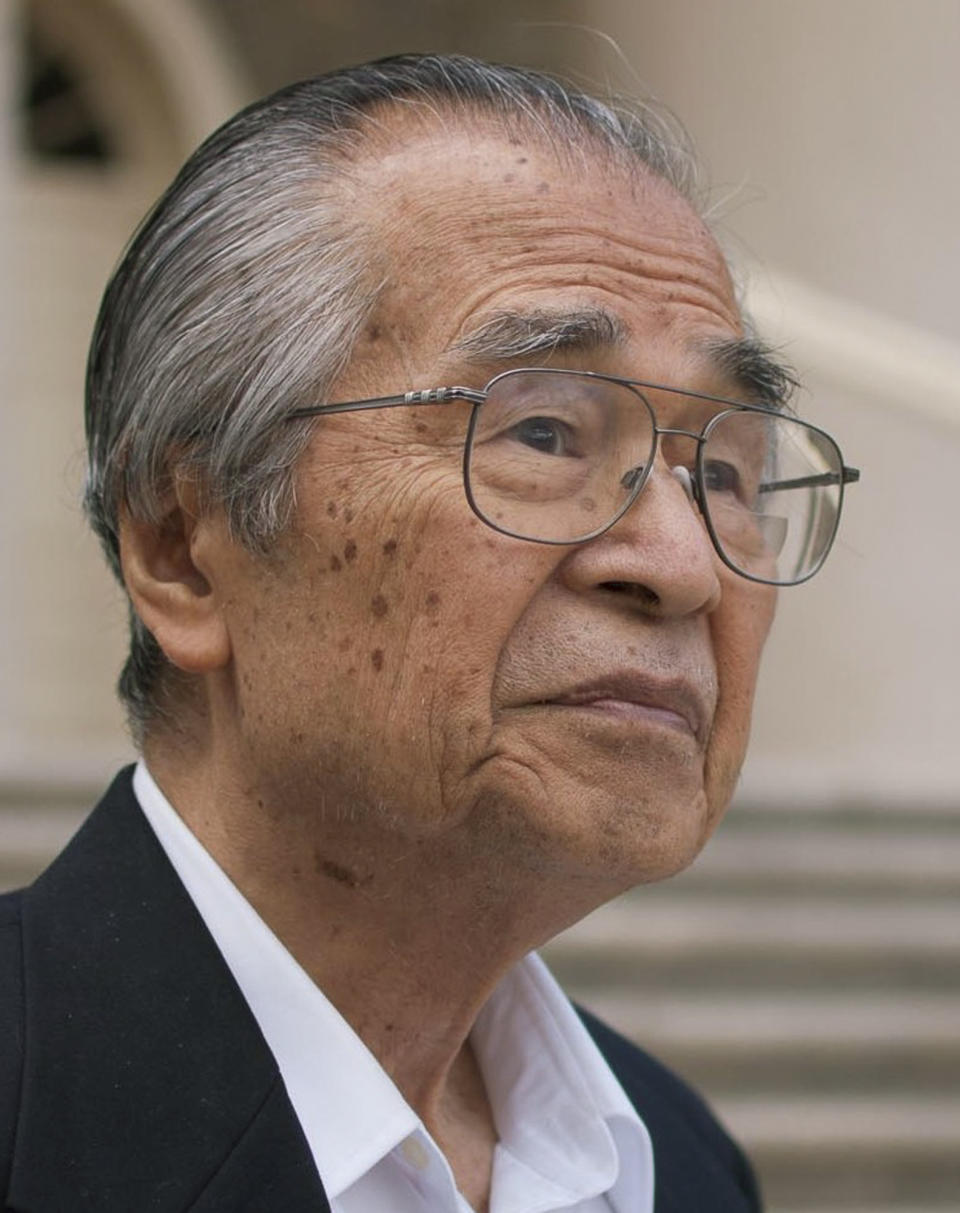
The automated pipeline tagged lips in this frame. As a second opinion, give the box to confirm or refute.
[538,673,710,743]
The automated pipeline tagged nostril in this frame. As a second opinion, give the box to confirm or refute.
[600,580,660,606]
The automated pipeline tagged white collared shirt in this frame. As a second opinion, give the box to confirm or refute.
[133,762,654,1213]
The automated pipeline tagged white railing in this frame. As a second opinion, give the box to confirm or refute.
[747,269,960,431]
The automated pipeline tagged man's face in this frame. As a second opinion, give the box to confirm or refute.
[202,121,775,895]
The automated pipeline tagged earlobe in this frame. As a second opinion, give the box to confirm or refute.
[118,492,232,675]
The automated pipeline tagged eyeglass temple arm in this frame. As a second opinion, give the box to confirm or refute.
[286,387,484,421]
[758,466,860,493]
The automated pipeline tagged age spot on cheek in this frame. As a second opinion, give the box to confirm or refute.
[371,648,384,671]
[329,555,343,572]
[382,538,398,556]
[326,501,338,518]
[425,590,441,627]
[344,540,357,563]
[371,594,388,618]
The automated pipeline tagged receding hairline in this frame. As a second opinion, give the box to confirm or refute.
[335,88,694,228]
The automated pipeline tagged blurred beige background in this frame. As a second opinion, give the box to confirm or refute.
[2,2,958,1210]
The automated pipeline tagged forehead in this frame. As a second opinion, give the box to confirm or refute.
[347,113,742,384]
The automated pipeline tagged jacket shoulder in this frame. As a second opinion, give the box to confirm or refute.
[6,767,322,1212]
[0,889,25,1195]
[578,1005,763,1212]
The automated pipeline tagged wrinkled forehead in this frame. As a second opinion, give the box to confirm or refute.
[339,110,744,394]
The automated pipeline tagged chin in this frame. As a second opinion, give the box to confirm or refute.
[499,781,715,894]
[598,814,713,890]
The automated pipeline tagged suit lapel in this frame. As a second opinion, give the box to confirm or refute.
[9,768,329,1212]
[579,1007,761,1212]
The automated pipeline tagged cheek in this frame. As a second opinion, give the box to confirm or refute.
[704,583,776,814]
[232,466,556,820]
[288,459,467,669]
[367,520,547,729]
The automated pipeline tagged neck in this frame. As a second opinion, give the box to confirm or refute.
[142,743,613,1124]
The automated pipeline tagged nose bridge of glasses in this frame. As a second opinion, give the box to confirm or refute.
[619,424,704,494]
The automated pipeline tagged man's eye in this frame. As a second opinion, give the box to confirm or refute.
[508,416,575,455]
[703,459,744,496]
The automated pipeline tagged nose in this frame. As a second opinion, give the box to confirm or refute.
[563,458,722,617]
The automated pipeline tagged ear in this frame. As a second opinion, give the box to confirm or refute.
[118,483,231,675]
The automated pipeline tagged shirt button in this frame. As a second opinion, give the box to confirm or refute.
[400,1134,431,1171]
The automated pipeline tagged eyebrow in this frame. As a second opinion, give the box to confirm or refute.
[699,335,800,410]
[450,306,627,363]
[450,307,798,410]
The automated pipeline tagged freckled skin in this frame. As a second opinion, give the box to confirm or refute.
[183,122,774,896]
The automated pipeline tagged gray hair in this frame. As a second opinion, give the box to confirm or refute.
[83,53,701,744]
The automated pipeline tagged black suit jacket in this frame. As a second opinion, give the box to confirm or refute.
[1,769,761,1212]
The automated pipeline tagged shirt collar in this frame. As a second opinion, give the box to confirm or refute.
[133,761,417,1196]
[133,761,653,1212]
[474,954,653,1212]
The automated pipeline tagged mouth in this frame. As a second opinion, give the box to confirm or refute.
[532,674,710,744]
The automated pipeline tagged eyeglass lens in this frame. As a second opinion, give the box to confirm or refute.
[464,369,845,585]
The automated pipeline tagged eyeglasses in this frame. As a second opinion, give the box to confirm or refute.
[287,366,860,586]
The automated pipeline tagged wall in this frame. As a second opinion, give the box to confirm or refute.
[1,0,249,793]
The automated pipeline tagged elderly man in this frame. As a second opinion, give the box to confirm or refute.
[0,54,857,1213]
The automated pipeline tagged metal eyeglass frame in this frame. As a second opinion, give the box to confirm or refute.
[286,365,860,586]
